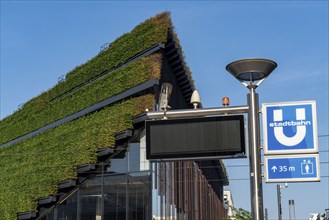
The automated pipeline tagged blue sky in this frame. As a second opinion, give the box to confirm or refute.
[1,1,328,219]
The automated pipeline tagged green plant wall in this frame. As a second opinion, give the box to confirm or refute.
[0,95,154,220]
[0,53,161,144]
[0,11,171,144]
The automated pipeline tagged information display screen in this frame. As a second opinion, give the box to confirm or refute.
[146,115,246,160]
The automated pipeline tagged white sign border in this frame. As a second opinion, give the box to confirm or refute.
[262,100,318,155]
[264,154,320,183]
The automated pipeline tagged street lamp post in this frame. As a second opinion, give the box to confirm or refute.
[289,199,296,220]
[276,183,288,220]
[226,58,277,220]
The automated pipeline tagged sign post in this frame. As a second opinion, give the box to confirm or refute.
[262,100,320,220]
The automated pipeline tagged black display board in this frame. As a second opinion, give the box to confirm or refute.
[146,115,246,160]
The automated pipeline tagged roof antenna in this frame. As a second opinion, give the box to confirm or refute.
[190,90,201,109]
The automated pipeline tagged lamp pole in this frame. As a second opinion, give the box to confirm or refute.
[247,84,263,220]
[277,184,282,220]
[277,183,288,220]
[226,58,277,220]
[289,199,296,220]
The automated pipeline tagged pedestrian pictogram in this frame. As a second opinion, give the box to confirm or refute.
[301,160,314,175]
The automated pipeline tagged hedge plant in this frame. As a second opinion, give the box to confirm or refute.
[0,12,171,139]
[0,53,161,144]
[0,95,154,220]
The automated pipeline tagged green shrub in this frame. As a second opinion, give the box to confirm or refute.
[0,54,161,144]
[0,95,154,220]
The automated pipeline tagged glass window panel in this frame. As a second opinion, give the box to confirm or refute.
[41,208,55,220]
[55,191,78,220]
[127,174,151,220]
[103,174,128,220]
[107,150,127,174]
[128,143,141,172]
[79,176,102,220]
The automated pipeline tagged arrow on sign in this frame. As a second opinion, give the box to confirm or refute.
[271,166,277,173]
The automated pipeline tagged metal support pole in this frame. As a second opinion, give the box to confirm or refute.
[277,184,282,220]
[265,208,269,220]
[77,189,81,220]
[101,162,104,219]
[289,200,296,220]
[248,85,264,220]
[146,105,249,119]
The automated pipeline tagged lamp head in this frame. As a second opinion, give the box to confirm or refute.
[226,58,277,83]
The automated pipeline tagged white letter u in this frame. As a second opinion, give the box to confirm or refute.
[273,108,306,146]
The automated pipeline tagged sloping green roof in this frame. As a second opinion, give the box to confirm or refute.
[0,12,175,219]
[0,12,170,145]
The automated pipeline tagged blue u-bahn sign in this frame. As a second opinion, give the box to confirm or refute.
[262,101,318,155]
